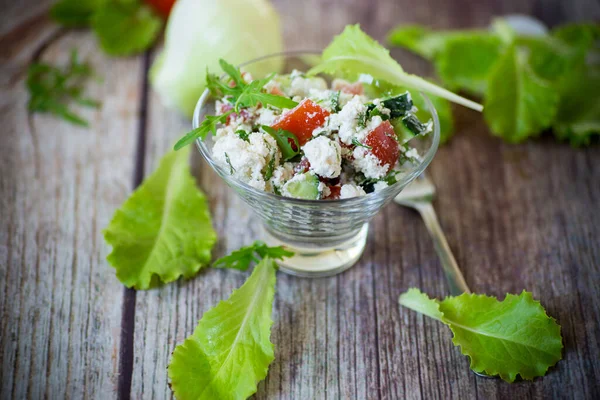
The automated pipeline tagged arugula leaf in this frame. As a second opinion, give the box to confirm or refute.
[261,125,301,160]
[50,0,106,27]
[484,45,559,142]
[27,50,100,127]
[213,241,294,271]
[400,289,563,383]
[103,147,217,289]
[308,25,483,111]
[174,111,232,150]
[91,1,163,56]
[168,257,277,400]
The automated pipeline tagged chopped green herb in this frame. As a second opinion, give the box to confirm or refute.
[236,129,250,141]
[352,138,372,150]
[263,156,276,180]
[356,110,368,128]
[26,50,100,127]
[224,152,235,174]
[213,240,294,271]
[331,90,341,112]
[261,125,301,160]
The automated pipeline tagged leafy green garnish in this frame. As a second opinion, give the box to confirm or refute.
[261,125,301,160]
[387,20,600,145]
[26,50,100,127]
[235,129,250,141]
[169,256,278,400]
[50,0,106,27]
[213,240,294,271]
[331,90,341,112]
[91,1,163,56]
[208,59,298,112]
[400,288,563,382]
[103,147,217,289]
[308,25,483,111]
[174,112,232,150]
[175,60,298,150]
[352,138,372,149]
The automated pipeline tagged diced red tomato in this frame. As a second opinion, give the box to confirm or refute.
[271,99,330,146]
[332,79,364,95]
[325,185,341,200]
[295,157,311,173]
[144,0,176,18]
[364,121,399,172]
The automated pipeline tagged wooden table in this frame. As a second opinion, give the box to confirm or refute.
[1,0,599,399]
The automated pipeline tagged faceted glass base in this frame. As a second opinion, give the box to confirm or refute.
[262,223,369,278]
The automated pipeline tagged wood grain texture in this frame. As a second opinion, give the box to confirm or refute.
[0,23,145,400]
[1,0,599,399]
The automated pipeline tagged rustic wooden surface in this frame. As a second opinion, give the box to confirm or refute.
[1,0,599,399]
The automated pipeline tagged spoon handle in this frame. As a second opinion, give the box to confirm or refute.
[414,202,471,296]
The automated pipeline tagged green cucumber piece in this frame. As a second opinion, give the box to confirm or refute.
[285,173,320,200]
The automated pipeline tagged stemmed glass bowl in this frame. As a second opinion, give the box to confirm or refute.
[194,51,440,277]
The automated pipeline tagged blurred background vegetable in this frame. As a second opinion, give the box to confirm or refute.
[149,0,284,117]
[388,18,600,146]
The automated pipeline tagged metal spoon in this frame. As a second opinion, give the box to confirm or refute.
[394,174,495,379]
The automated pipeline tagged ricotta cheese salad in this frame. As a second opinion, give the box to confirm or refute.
[205,67,432,200]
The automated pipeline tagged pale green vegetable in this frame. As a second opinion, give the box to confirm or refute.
[400,288,563,382]
[150,0,283,117]
[308,25,483,111]
[103,147,217,289]
[168,257,277,400]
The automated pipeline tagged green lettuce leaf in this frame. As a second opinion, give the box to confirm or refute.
[553,63,600,145]
[50,0,106,27]
[484,45,559,142]
[169,257,277,400]
[308,25,483,111]
[436,35,504,95]
[91,1,163,56]
[103,147,217,289]
[400,289,563,382]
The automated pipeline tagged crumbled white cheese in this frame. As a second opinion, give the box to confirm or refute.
[355,115,384,143]
[270,162,294,189]
[327,96,367,145]
[213,130,279,191]
[340,184,366,199]
[352,147,389,179]
[318,182,331,199]
[372,98,391,116]
[404,147,420,161]
[302,136,342,178]
[256,107,278,126]
[289,75,327,97]
[373,181,389,192]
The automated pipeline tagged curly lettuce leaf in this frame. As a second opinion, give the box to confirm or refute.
[400,289,563,382]
[553,63,600,145]
[308,25,483,111]
[169,257,277,400]
[484,45,559,142]
[103,147,216,289]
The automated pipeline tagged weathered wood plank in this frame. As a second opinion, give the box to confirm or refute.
[0,28,144,398]
[127,0,600,399]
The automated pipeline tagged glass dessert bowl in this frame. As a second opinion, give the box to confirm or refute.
[194,51,440,277]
